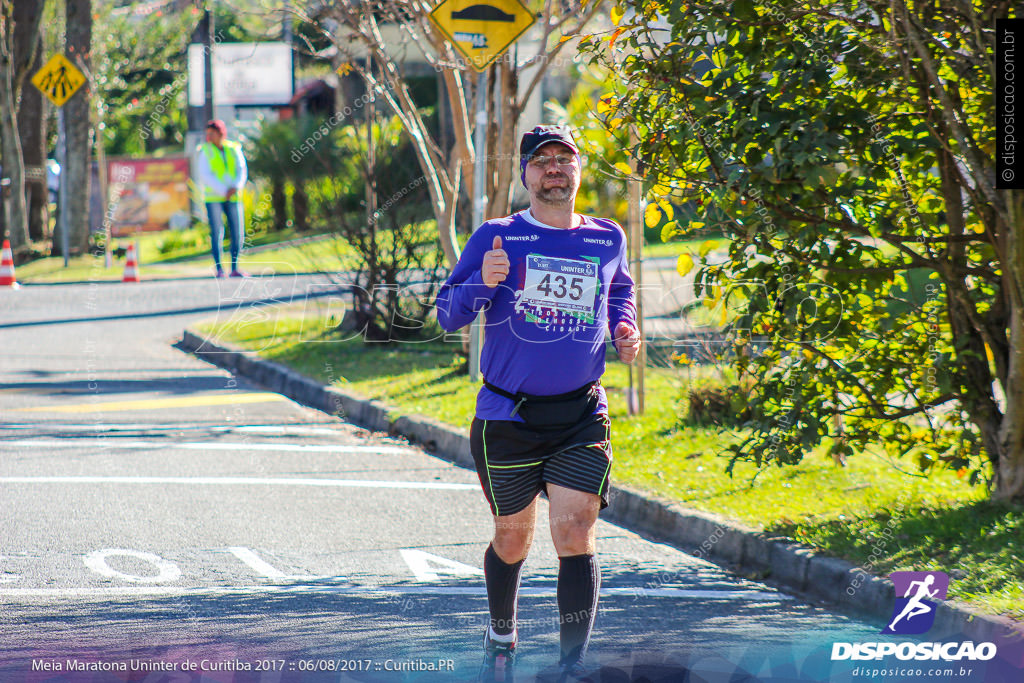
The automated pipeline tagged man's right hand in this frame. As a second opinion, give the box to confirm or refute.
[482,235,509,288]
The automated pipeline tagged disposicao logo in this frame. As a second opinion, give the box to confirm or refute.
[831,570,997,663]
[883,570,948,635]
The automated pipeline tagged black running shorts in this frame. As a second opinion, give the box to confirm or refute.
[469,412,613,517]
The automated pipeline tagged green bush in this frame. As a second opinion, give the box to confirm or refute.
[680,375,754,427]
[156,229,207,255]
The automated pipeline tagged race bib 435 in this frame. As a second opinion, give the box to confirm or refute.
[521,254,600,322]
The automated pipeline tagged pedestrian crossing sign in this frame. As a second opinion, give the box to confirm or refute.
[31,54,86,107]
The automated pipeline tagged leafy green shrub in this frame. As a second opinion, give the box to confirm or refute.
[156,229,207,255]
[680,376,755,428]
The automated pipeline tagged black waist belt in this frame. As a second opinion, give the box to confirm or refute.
[483,380,599,418]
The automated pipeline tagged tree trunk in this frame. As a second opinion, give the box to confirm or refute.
[490,58,519,220]
[18,33,45,242]
[995,189,1024,502]
[0,2,25,252]
[271,179,287,231]
[64,0,91,255]
[292,182,308,232]
[0,68,28,252]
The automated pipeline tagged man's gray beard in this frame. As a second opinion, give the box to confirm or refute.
[535,184,575,205]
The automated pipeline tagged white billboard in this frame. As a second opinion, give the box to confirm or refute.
[188,42,293,106]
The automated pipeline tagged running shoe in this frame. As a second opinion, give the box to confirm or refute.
[479,629,516,682]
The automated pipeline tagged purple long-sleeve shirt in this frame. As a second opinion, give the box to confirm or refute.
[436,209,637,422]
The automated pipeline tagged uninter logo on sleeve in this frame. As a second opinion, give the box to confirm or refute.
[582,237,613,247]
[502,234,539,241]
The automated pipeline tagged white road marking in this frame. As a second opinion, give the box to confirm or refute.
[0,476,477,490]
[83,549,182,584]
[0,585,793,600]
[226,546,346,582]
[3,439,410,454]
[0,423,346,437]
[226,547,290,578]
[400,549,484,582]
[233,426,344,436]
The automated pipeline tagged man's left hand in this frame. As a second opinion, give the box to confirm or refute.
[226,188,237,200]
[613,322,642,364]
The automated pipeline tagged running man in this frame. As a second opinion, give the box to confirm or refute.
[888,574,939,631]
[436,125,641,682]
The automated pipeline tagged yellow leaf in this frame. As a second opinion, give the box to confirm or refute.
[698,240,716,257]
[703,285,722,309]
[614,161,632,175]
[676,253,694,276]
[690,220,705,230]
[657,200,674,221]
[611,5,624,25]
[608,117,623,128]
[559,35,573,44]
[719,305,728,326]
[644,202,662,227]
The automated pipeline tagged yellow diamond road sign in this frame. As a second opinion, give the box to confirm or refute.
[430,0,536,72]
[31,53,86,107]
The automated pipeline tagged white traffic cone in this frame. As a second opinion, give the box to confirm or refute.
[122,242,140,282]
[0,239,19,289]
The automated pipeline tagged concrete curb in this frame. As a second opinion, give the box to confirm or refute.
[179,328,1023,648]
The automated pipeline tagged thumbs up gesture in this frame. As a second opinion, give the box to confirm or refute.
[481,235,510,288]
[613,322,642,364]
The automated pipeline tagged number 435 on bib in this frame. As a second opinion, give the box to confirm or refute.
[521,254,600,323]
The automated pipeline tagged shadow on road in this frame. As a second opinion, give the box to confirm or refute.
[0,572,881,682]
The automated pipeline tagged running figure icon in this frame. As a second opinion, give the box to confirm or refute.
[888,574,939,631]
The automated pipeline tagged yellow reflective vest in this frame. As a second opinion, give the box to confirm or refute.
[196,140,246,203]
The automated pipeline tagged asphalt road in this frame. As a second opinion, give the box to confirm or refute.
[0,273,944,682]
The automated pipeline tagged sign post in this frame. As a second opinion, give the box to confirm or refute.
[31,54,86,267]
[628,131,646,414]
[430,0,535,381]
[468,70,488,381]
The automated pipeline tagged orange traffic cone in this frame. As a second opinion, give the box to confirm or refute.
[122,242,140,282]
[0,239,19,289]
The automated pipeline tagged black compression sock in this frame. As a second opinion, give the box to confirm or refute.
[484,544,525,637]
[557,553,600,667]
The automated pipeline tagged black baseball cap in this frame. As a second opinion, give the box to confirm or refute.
[520,124,579,160]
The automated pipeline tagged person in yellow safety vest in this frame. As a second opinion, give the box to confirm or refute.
[196,119,248,278]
